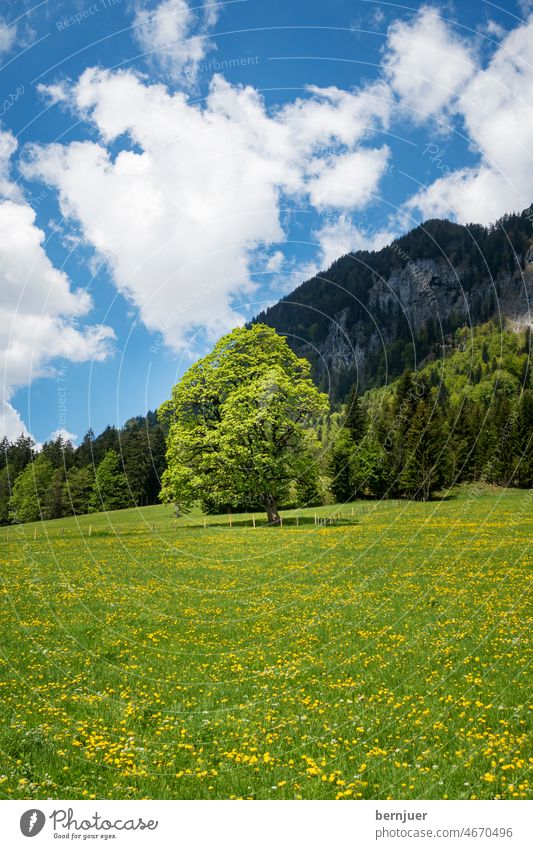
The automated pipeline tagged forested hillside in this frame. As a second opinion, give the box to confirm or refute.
[254,209,533,402]
[329,321,533,503]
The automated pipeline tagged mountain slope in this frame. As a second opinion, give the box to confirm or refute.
[253,210,533,401]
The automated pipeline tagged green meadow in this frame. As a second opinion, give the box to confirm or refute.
[0,488,531,800]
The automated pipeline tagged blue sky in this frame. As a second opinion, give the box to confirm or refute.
[1,0,532,444]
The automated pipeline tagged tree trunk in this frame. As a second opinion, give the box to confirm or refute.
[265,498,281,526]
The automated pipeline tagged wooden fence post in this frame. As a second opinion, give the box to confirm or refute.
[228,513,232,528]
[252,514,256,528]
[296,515,299,527]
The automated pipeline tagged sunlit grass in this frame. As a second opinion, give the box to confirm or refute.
[0,487,531,800]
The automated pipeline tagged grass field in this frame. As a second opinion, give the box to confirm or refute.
[0,488,531,800]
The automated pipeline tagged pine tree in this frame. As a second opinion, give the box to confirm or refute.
[399,398,450,500]
[121,424,150,505]
[0,467,11,524]
[43,468,66,520]
[344,387,366,442]
[90,450,131,513]
[64,466,95,515]
[515,389,533,487]
[329,428,355,503]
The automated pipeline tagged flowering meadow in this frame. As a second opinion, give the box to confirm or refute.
[0,489,531,800]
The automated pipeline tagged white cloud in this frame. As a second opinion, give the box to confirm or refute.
[0,400,29,441]
[518,0,533,15]
[37,81,68,106]
[382,5,476,120]
[49,427,78,445]
[132,0,220,86]
[405,15,533,223]
[265,251,284,273]
[312,216,396,269]
[26,68,393,353]
[278,81,392,151]
[0,131,114,440]
[481,20,506,40]
[0,15,17,56]
[306,147,390,210]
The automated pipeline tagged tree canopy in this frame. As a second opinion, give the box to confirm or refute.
[159,324,329,523]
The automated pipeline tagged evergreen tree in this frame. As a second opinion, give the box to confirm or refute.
[0,436,9,472]
[329,428,355,503]
[7,434,35,478]
[0,467,11,524]
[41,435,75,470]
[515,389,533,487]
[43,468,67,520]
[75,429,96,468]
[344,387,366,442]
[121,423,150,505]
[351,438,390,498]
[64,466,95,515]
[399,398,450,500]
[90,450,131,513]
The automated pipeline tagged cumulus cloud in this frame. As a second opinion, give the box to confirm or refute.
[0,15,17,57]
[132,0,220,86]
[0,131,114,440]
[49,427,78,445]
[313,216,396,268]
[306,147,390,210]
[382,5,476,120]
[405,15,533,223]
[278,81,392,150]
[26,68,392,352]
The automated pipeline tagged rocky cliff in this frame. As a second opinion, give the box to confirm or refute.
[253,212,533,401]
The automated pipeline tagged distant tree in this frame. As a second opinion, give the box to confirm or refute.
[329,428,355,503]
[399,399,450,500]
[41,435,75,471]
[7,434,35,478]
[90,450,131,513]
[0,436,9,472]
[121,423,150,505]
[93,426,120,465]
[9,456,54,523]
[160,325,329,524]
[351,438,390,498]
[42,468,66,520]
[0,467,11,524]
[515,389,533,488]
[63,466,95,515]
[75,429,96,468]
[295,463,323,508]
[344,386,366,442]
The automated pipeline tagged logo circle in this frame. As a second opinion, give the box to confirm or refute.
[20,810,46,837]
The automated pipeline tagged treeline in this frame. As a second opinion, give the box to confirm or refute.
[1,322,532,523]
[329,322,533,501]
[0,413,166,524]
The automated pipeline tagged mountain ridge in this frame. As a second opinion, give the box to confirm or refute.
[253,209,533,402]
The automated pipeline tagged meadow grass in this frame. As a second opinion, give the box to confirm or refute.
[0,487,531,800]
